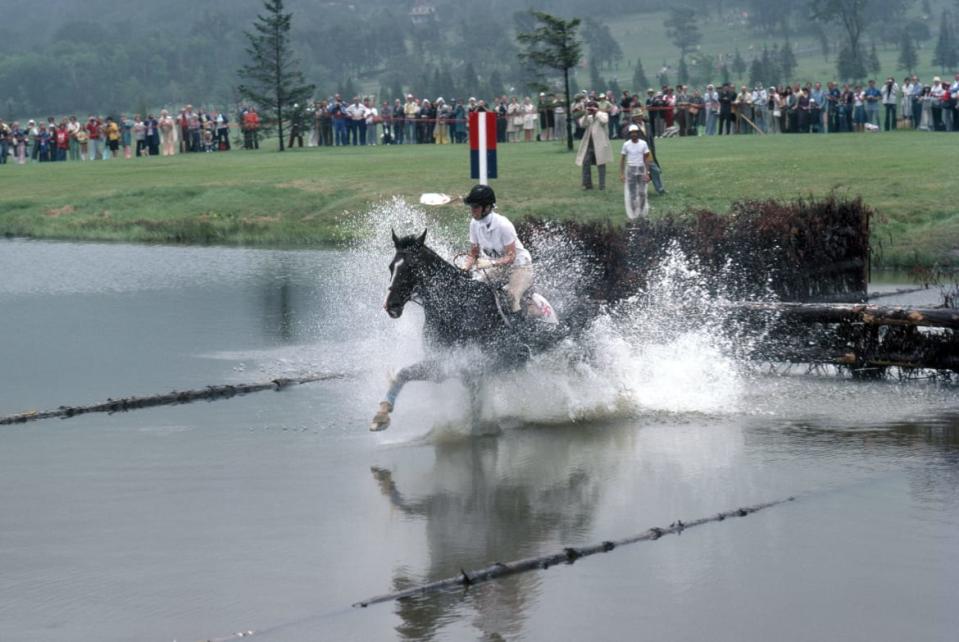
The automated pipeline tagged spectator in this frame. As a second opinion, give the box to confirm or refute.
[863,79,882,129]
[159,110,176,156]
[85,116,101,161]
[576,100,612,191]
[881,77,899,131]
[522,96,536,142]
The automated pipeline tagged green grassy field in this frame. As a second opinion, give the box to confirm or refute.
[604,4,953,91]
[1,131,956,266]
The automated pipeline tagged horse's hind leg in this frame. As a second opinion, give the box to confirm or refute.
[370,360,446,431]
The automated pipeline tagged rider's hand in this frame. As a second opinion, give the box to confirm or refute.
[474,257,494,270]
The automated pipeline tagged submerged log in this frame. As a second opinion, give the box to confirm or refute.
[0,373,345,426]
[353,497,795,608]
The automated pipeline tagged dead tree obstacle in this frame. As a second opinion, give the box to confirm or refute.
[0,373,344,426]
[520,196,958,375]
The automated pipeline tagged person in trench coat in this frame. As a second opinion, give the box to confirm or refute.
[575,101,613,190]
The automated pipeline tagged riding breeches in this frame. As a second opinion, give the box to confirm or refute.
[478,265,534,313]
[624,165,649,220]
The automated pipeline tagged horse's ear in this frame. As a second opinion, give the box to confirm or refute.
[391,228,399,247]
[417,229,427,245]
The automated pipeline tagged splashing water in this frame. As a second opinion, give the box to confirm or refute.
[335,200,768,435]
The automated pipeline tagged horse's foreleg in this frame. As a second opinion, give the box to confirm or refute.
[465,375,499,436]
[370,360,447,431]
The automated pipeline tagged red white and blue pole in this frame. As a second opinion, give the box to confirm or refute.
[469,112,497,184]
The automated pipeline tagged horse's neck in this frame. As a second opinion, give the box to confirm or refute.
[415,248,497,335]
[416,249,473,306]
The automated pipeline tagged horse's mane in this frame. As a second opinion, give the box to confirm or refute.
[395,235,464,279]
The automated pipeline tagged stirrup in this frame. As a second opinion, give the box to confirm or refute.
[370,401,393,432]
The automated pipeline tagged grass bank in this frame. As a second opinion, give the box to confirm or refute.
[0,131,956,266]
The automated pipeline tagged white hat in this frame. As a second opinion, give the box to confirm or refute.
[628,124,640,132]
[933,76,941,83]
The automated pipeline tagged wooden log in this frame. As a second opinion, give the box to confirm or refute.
[733,302,959,329]
[0,373,345,426]
[352,497,795,608]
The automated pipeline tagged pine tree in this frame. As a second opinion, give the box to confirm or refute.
[390,77,405,103]
[338,77,358,101]
[589,57,604,92]
[462,62,479,97]
[516,11,583,150]
[932,10,959,72]
[632,56,649,92]
[838,44,867,81]
[237,0,315,151]
[720,63,730,85]
[780,40,797,83]
[868,42,881,74]
[761,46,779,85]
[898,30,918,71]
[732,48,747,80]
[608,77,623,97]
[677,57,689,84]
[749,57,765,87]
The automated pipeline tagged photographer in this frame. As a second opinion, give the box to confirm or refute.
[881,77,899,131]
[575,100,612,190]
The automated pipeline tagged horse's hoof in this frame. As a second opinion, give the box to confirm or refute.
[370,401,393,431]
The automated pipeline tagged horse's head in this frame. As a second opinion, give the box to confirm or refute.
[384,228,428,319]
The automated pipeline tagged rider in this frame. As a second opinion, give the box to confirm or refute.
[461,184,533,316]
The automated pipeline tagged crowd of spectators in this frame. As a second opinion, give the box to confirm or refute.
[2,72,957,165]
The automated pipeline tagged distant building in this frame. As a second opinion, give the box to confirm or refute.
[410,1,436,25]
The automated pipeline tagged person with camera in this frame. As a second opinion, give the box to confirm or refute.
[576,100,613,190]
[881,77,899,131]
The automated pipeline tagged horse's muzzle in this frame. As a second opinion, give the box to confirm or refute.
[385,304,404,319]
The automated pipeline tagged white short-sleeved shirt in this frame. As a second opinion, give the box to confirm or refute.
[469,212,532,266]
[621,139,650,167]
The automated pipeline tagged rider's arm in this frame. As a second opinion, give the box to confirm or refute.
[464,243,479,270]
[496,242,517,266]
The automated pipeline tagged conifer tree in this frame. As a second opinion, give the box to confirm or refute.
[933,10,958,72]
[898,30,918,71]
[780,40,797,83]
[237,0,315,151]
[868,42,881,74]
[516,11,583,150]
[632,56,650,92]
[732,48,747,80]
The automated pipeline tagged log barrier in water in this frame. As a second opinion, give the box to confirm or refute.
[0,373,344,426]
[352,496,795,608]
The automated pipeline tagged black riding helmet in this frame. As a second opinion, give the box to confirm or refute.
[464,184,495,208]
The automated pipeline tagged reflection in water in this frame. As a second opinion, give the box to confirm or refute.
[371,425,632,640]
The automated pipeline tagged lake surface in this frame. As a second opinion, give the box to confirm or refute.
[1,224,957,642]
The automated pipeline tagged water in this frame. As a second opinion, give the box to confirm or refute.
[1,218,957,642]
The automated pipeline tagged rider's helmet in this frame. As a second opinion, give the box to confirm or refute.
[464,184,496,208]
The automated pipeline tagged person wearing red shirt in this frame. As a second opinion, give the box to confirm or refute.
[242,107,260,149]
[55,122,70,161]
[85,116,102,160]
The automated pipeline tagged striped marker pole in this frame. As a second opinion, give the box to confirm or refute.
[469,111,497,184]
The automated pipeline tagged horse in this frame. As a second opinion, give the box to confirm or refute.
[370,229,563,432]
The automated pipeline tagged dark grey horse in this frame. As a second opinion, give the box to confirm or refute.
[371,230,564,432]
